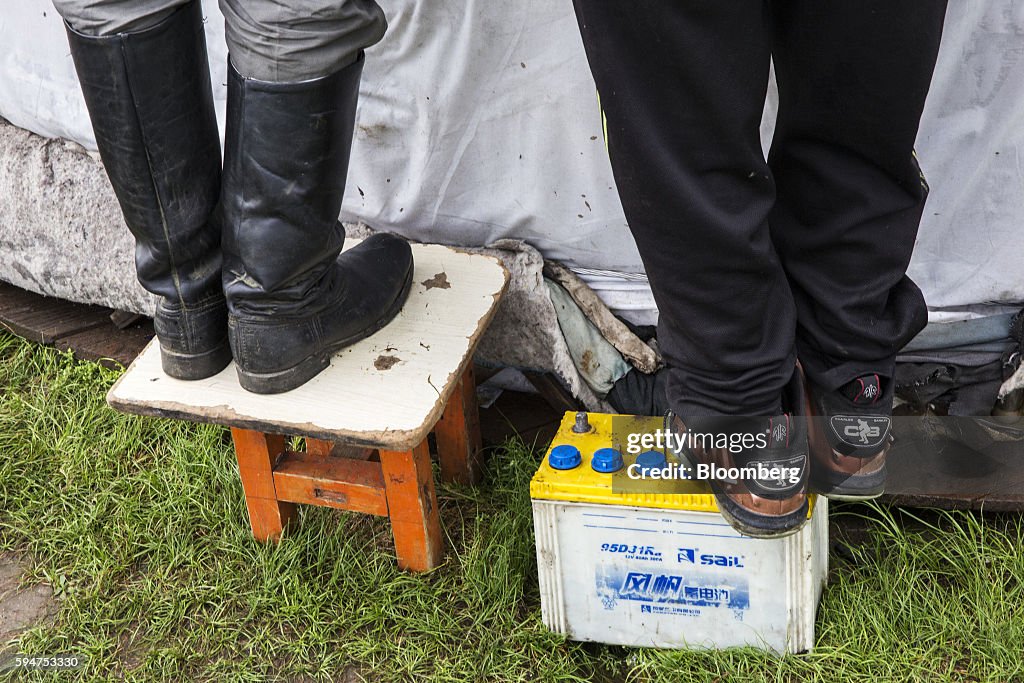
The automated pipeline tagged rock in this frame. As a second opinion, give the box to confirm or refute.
[0,118,154,315]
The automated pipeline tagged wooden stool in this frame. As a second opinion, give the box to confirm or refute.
[108,243,508,571]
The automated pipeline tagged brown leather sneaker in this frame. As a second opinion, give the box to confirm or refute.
[806,370,892,501]
[666,371,810,539]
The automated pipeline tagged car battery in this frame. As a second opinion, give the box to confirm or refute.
[531,412,828,654]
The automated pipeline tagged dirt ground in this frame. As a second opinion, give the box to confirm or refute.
[0,553,56,655]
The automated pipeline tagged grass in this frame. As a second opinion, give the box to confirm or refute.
[0,331,1022,682]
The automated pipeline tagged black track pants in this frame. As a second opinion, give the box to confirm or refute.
[573,0,947,416]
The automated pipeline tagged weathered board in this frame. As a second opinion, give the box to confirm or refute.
[52,321,155,369]
[882,417,1024,511]
[0,280,153,366]
[107,242,509,450]
[0,281,111,344]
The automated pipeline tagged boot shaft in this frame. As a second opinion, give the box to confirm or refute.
[66,0,222,303]
[220,55,365,314]
[65,0,230,379]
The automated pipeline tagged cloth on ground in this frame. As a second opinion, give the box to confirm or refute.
[545,279,631,397]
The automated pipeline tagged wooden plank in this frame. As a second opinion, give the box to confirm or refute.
[273,451,388,516]
[109,310,145,329]
[53,319,154,368]
[0,281,153,367]
[107,242,510,450]
[230,428,296,541]
[303,439,376,460]
[522,370,584,413]
[435,364,484,485]
[881,416,1024,511]
[0,281,112,344]
[333,445,377,460]
[305,438,335,457]
[0,281,60,323]
[379,441,443,571]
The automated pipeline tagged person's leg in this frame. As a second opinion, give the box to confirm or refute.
[572,0,795,417]
[54,0,230,380]
[216,0,412,393]
[52,0,187,35]
[768,0,948,498]
[573,1,810,538]
[768,0,948,392]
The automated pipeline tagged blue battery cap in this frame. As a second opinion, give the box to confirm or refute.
[591,448,624,473]
[548,444,582,470]
[635,450,667,474]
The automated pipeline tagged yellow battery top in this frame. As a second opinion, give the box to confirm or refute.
[530,412,815,515]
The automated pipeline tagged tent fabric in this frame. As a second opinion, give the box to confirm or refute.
[1,0,1022,320]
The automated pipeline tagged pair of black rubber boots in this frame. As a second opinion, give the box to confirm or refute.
[66,1,413,393]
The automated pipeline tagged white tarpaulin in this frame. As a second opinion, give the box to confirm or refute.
[1,0,1022,322]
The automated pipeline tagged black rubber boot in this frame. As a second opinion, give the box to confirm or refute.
[65,0,231,380]
[220,54,414,394]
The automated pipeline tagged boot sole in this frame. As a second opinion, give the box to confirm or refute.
[235,266,414,394]
[160,338,233,381]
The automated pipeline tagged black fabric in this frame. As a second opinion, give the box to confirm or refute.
[607,367,670,417]
[895,361,1007,417]
[893,308,1022,415]
[573,0,947,417]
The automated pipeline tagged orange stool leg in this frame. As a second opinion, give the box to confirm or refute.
[434,365,484,485]
[231,428,297,541]
[379,440,443,571]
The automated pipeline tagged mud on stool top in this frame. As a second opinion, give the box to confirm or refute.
[108,241,509,571]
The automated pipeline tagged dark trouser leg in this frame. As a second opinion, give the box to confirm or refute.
[768,0,948,392]
[572,1,793,416]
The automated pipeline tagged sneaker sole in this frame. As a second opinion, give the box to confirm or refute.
[810,464,886,501]
[710,480,810,539]
[676,444,809,539]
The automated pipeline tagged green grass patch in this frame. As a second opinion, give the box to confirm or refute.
[1,332,1022,682]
